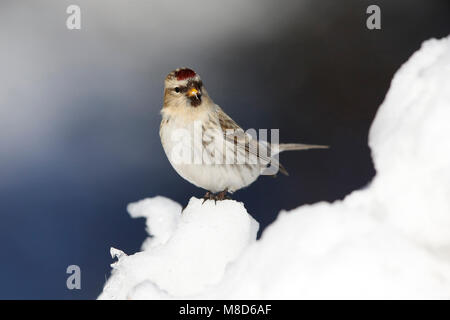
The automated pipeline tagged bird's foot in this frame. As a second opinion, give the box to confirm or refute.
[202,189,231,204]
[216,189,231,201]
[202,191,214,204]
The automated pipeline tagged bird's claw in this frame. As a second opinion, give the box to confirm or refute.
[202,191,213,204]
[202,189,231,204]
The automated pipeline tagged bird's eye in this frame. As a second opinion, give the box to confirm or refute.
[174,87,180,93]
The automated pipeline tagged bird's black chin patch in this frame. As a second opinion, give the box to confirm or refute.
[190,96,202,107]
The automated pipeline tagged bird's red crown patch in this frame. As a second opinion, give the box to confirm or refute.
[175,68,196,80]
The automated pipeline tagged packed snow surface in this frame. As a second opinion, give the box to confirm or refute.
[99,36,450,299]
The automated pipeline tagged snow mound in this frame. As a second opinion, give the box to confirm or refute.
[99,36,450,299]
[369,37,450,246]
[99,197,259,299]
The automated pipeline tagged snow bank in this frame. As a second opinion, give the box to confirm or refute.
[99,197,258,299]
[99,36,450,299]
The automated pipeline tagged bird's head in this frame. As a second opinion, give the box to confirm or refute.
[163,68,207,109]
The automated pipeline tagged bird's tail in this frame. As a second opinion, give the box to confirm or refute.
[267,143,328,176]
[278,143,329,152]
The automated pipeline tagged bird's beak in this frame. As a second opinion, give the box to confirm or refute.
[187,85,202,107]
[188,88,200,98]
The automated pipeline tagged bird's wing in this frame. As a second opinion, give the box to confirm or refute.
[214,106,288,175]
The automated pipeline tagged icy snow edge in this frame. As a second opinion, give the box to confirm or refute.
[99,36,450,299]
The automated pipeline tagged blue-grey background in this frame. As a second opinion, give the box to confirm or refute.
[0,0,448,299]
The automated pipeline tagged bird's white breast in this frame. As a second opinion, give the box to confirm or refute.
[160,108,260,193]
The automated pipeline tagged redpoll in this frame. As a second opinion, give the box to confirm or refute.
[160,68,327,201]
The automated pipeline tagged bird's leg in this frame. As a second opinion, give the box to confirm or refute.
[216,188,231,201]
[203,189,231,204]
[202,191,214,204]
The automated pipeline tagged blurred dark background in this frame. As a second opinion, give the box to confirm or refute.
[0,0,448,299]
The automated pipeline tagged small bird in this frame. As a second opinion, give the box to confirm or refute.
[160,68,327,201]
